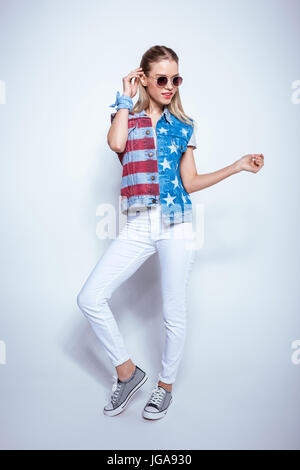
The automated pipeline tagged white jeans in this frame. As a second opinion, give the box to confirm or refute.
[77,203,197,384]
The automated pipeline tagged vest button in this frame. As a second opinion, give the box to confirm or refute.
[148,152,153,157]
[146,130,150,135]
[152,198,156,203]
[180,145,183,150]
[151,175,155,180]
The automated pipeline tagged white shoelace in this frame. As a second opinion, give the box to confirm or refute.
[110,374,122,405]
[148,386,166,407]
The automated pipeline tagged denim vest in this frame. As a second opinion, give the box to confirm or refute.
[110,106,194,225]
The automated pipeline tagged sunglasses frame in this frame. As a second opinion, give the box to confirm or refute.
[147,74,183,88]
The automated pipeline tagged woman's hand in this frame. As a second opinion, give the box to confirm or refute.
[122,67,144,99]
[235,153,264,173]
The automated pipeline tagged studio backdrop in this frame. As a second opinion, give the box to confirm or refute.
[0,0,299,450]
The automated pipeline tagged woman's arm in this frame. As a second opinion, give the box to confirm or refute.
[180,147,264,194]
[107,108,130,153]
[107,67,144,153]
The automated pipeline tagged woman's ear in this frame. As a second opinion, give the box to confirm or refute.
[140,73,147,87]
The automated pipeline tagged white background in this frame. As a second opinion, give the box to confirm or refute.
[0,0,299,450]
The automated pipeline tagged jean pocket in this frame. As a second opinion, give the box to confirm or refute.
[126,209,143,221]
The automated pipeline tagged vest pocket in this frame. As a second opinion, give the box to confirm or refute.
[128,125,136,135]
[170,135,187,155]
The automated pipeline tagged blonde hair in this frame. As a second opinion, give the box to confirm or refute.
[132,45,194,127]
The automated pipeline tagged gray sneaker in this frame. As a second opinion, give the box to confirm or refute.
[142,385,173,420]
[103,365,148,416]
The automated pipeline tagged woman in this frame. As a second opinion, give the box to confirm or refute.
[77,45,264,421]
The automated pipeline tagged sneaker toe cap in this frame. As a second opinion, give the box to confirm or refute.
[144,405,159,413]
[104,402,114,411]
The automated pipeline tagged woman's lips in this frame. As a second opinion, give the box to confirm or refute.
[162,93,173,98]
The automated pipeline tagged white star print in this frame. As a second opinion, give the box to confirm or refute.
[181,128,188,137]
[163,193,177,206]
[158,127,168,135]
[182,193,187,204]
[171,175,180,189]
[167,141,178,154]
[159,158,172,171]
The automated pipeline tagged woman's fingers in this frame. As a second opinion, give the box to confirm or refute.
[251,154,264,166]
[240,153,264,172]
[255,160,263,170]
[132,76,140,90]
[123,72,144,84]
[255,155,264,164]
[126,68,144,78]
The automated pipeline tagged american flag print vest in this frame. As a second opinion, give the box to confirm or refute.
[110,106,195,225]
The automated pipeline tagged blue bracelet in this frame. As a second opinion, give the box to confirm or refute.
[109,90,133,112]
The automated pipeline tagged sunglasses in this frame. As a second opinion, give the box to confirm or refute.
[147,75,183,87]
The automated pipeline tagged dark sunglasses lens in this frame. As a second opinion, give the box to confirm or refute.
[157,76,168,86]
[173,76,183,86]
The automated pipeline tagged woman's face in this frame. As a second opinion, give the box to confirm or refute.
[141,59,179,106]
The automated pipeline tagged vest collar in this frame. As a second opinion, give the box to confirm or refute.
[136,106,173,125]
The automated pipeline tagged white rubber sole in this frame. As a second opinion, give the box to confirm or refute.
[103,373,148,417]
[142,396,173,420]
